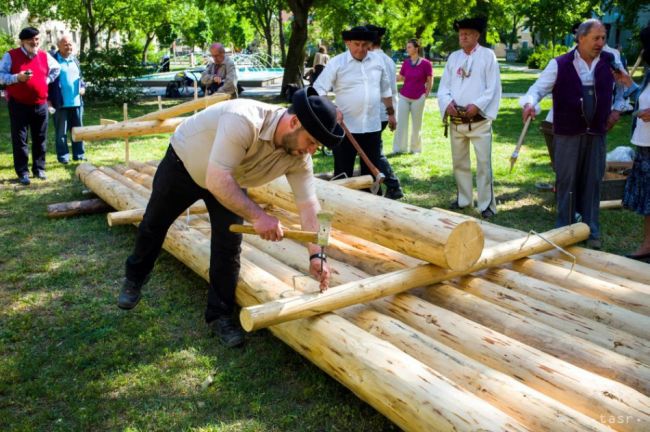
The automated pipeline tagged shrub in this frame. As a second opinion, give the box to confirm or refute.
[81,43,145,103]
[516,46,533,64]
[527,43,569,69]
[0,31,14,56]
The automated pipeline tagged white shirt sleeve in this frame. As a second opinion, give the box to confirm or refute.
[473,51,501,115]
[46,52,60,84]
[313,61,335,96]
[518,59,558,111]
[436,57,455,120]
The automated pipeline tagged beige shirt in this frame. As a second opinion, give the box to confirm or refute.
[170,99,316,203]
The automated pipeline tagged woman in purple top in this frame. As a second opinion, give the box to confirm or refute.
[393,39,433,154]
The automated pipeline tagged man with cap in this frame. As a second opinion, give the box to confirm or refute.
[520,19,627,249]
[365,24,404,199]
[0,27,60,185]
[117,88,344,348]
[313,26,399,197]
[437,17,501,219]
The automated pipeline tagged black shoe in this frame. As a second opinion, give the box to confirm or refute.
[586,238,602,250]
[384,187,404,200]
[18,174,30,185]
[212,316,245,348]
[481,208,495,219]
[449,201,465,210]
[118,278,146,310]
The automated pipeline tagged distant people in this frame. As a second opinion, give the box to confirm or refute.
[161,52,170,72]
[520,19,628,249]
[200,43,238,98]
[437,17,501,219]
[313,45,330,67]
[49,35,86,164]
[393,39,433,154]
[313,26,400,198]
[0,27,60,185]
[620,25,650,261]
[366,24,404,199]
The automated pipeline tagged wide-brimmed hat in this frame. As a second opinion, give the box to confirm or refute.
[19,27,39,40]
[365,24,386,44]
[453,17,487,33]
[341,26,377,42]
[292,87,344,149]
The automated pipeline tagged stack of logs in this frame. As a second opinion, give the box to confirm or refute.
[77,160,650,432]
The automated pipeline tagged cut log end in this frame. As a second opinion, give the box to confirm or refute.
[444,220,485,271]
[239,307,257,332]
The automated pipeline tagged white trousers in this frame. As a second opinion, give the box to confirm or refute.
[392,93,426,153]
[449,119,496,213]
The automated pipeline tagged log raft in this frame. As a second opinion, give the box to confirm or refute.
[77,161,650,431]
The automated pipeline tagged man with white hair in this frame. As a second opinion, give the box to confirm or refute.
[0,27,60,185]
[49,35,86,164]
[200,43,238,98]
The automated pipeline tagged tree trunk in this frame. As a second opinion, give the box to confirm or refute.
[281,0,313,98]
[264,27,274,61]
[47,198,113,218]
[142,33,155,63]
[278,3,286,66]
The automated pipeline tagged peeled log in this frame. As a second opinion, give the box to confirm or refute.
[240,223,590,332]
[130,93,230,122]
[243,230,650,430]
[46,198,113,218]
[76,163,527,432]
[71,117,186,142]
[107,203,208,227]
[248,176,485,271]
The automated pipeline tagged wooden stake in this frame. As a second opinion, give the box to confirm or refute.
[123,103,129,163]
[157,95,162,110]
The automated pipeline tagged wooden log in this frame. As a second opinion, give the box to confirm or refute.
[71,117,186,142]
[600,199,622,209]
[98,167,151,198]
[113,164,153,189]
[329,175,374,190]
[421,282,650,393]
[482,267,650,340]
[510,258,650,316]
[77,163,527,432]
[241,243,610,432]
[127,160,158,177]
[242,231,650,429]
[239,223,590,332]
[107,203,208,227]
[46,198,113,218]
[249,176,485,271]
[130,92,230,122]
[99,118,117,125]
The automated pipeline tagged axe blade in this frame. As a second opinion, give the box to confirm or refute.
[370,172,386,195]
[316,211,333,246]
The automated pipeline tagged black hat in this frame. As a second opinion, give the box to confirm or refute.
[365,24,386,44]
[453,17,487,33]
[292,87,344,149]
[341,26,377,42]
[18,27,39,40]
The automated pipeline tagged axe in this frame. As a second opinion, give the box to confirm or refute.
[339,121,385,194]
[509,116,532,173]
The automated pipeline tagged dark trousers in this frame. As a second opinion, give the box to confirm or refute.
[125,146,244,322]
[553,134,606,240]
[54,106,85,162]
[8,100,48,177]
[333,130,382,179]
[379,121,401,190]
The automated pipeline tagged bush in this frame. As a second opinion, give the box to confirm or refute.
[81,43,145,103]
[0,31,14,56]
[516,46,533,64]
[527,43,569,69]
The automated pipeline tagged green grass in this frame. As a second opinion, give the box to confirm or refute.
[0,86,643,431]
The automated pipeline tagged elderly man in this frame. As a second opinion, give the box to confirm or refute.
[520,19,626,249]
[117,88,344,348]
[313,26,400,198]
[49,35,86,164]
[200,43,238,98]
[0,27,60,185]
[438,17,501,219]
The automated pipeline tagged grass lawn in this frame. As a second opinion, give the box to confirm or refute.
[0,85,643,430]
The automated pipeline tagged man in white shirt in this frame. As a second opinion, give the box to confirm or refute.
[117,88,344,347]
[437,17,501,219]
[520,19,626,249]
[313,26,397,194]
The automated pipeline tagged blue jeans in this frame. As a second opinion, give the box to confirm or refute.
[54,106,85,162]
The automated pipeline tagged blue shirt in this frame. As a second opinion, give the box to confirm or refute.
[0,47,60,85]
[55,52,82,107]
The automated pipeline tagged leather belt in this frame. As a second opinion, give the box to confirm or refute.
[449,114,487,124]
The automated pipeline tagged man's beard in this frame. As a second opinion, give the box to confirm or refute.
[281,127,305,156]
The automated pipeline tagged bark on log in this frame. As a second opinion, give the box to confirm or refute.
[71,117,186,142]
[239,223,590,332]
[510,258,650,316]
[421,282,650,393]
[242,231,650,430]
[46,198,113,218]
[248,176,485,271]
[76,163,528,432]
[482,267,650,340]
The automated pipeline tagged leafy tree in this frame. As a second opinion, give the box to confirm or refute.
[525,0,598,48]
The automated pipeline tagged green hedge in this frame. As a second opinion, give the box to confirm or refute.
[527,43,570,69]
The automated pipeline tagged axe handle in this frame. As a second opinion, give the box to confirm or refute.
[340,121,382,179]
[229,224,318,243]
[630,50,644,77]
